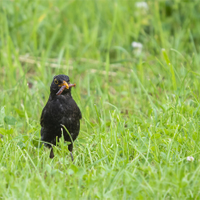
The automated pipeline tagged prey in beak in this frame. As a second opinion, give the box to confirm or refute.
[56,81,76,95]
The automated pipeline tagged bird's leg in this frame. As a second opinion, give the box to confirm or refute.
[70,152,74,162]
[68,143,74,162]
[50,147,54,159]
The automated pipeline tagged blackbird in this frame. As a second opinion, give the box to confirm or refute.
[40,75,82,160]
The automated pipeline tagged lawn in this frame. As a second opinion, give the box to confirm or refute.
[1,1,200,199]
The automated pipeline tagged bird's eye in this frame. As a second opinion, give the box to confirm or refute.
[54,79,58,84]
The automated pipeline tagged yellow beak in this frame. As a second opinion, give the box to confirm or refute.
[56,80,76,96]
[59,81,69,89]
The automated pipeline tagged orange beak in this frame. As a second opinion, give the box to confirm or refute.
[56,81,76,95]
[59,81,69,89]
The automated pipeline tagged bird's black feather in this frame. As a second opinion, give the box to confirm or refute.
[40,75,82,160]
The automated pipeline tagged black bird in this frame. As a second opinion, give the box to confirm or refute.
[40,75,82,160]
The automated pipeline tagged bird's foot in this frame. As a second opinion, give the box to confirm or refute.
[50,148,54,159]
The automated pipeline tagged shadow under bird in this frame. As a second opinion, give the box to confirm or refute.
[40,75,82,161]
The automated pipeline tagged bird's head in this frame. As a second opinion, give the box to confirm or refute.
[50,75,76,96]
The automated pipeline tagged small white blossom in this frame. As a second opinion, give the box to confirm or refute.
[131,42,143,49]
[131,42,143,56]
[187,156,194,162]
[135,2,148,10]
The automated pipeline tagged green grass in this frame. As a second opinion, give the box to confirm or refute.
[1,0,200,199]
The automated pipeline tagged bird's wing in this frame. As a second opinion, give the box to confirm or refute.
[60,101,82,126]
[40,103,52,127]
[77,106,82,120]
[40,106,47,127]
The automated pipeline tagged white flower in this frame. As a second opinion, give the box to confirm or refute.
[187,156,194,162]
[131,42,143,56]
[131,42,143,48]
[135,2,148,10]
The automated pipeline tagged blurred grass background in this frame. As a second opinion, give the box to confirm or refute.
[1,0,200,199]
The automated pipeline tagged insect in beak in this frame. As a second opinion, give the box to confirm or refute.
[56,81,76,95]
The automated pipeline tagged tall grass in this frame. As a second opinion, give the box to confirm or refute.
[1,0,200,199]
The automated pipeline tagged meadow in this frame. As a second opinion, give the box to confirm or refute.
[1,1,200,199]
